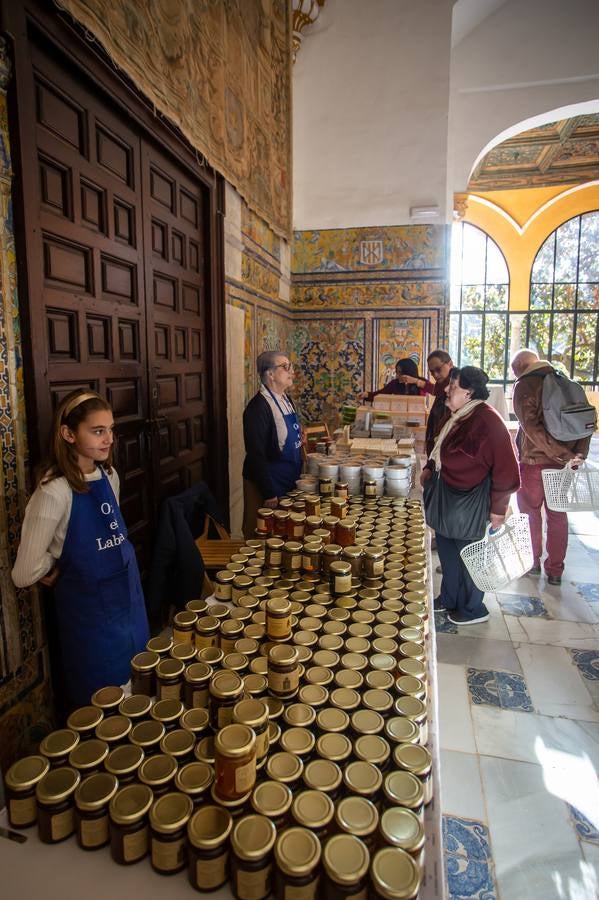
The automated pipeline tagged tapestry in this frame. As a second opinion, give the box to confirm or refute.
[56,0,292,237]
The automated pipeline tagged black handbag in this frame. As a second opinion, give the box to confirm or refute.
[423,466,491,541]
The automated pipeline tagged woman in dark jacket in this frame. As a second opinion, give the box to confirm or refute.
[360,358,427,402]
[422,366,520,625]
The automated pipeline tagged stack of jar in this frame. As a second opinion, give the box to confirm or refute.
[4,493,430,900]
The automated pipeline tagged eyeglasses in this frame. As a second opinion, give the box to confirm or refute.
[273,363,294,372]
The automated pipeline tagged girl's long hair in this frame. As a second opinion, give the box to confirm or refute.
[38,389,115,492]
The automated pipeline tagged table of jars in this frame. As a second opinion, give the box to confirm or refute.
[0,493,445,900]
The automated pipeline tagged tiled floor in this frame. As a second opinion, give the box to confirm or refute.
[437,439,599,899]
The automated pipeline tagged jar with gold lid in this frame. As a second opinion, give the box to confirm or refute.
[105,743,145,784]
[341,545,363,577]
[394,696,428,744]
[232,575,253,602]
[334,668,364,691]
[170,641,197,665]
[354,734,391,770]
[151,697,185,731]
[223,652,250,675]
[304,665,334,687]
[274,826,321,900]
[146,633,174,656]
[194,735,215,766]
[214,723,257,802]
[209,670,245,729]
[183,661,212,710]
[343,760,382,805]
[393,743,432,803]
[319,633,344,654]
[233,698,269,768]
[335,519,357,548]
[95,714,131,747]
[329,687,361,713]
[268,644,300,700]
[155,657,185,702]
[4,755,50,828]
[149,791,194,875]
[91,685,124,716]
[300,542,321,574]
[351,708,385,737]
[256,507,274,535]
[370,846,421,899]
[383,771,424,820]
[265,751,304,790]
[187,804,233,892]
[243,672,268,698]
[195,615,220,651]
[287,512,306,540]
[282,540,303,572]
[365,670,394,692]
[316,706,350,734]
[36,766,80,843]
[186,597,208,616]
[329,560,352,596]
[130,649,160,696]
[362,547,385,578]
[265,537,285,567]
[214,569,235,601]
[138,753,178,797]
[69,738,109,776]
[251,780,293,830]
[304,494,321,516]
[175,761,214,807]
[250,655,268,676]
[180,706,209,738]
[67,705,104,740]
[266,596,292,642]
[321,544,342,576]
[315,732,352,765]
[230,814,277,900]
[291,788,334,839]
[109,783,153,864]
[235,636,259,659]
[396,656,426,680]
[334,795,379,852]
[361,688,394,716]
[129,719,165,755]
[119,694,152,722]
[39,729,80,768]
[279,727,315,763]
[302,758,342,800]
[75,771,118,850]
[172,610,198,645]
[160,728,196,764]
[220,619,244,654]
[283,702,316,730]
[380,806,425,863]
[304,515,323,536]
[322,833,370,900]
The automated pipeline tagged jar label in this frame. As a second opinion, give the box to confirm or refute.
[51,807,74,842]
[152,835,185,871]
[268,667,299,695]
[235,758,257,794]
[172,628,193,645]
[236,862,272,900]
[256,729,269,761]
[9,795,36,827]
[320,484,333,495]
[333,574,352,594]
[159,682,182,701]
[195,634,218,650]
[218,706,235,729]
[80,812,109,848]
[287,554,302,570]
[291,525,304,538]
[196,849,228,888]
[266,615,291,639]
[192,687,209,708]
[302,556,316,572]
[215,583,232,600]
[284,874,319,900]
[373,559,384,575]
[268,551,282,566]
[123,824,149,862]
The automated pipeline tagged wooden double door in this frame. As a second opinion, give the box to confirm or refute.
[7,5,228,573]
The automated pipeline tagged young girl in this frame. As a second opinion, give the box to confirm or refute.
[12,389,149,708]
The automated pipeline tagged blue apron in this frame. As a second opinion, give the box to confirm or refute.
[266,389,302,497]
[55,470,149,707]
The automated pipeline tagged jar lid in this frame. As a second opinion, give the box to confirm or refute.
[344,636,369,654]
[311,649,340,669]
[130,719,165,747]
[351,709,384,735]
[394,743,432,776]
[318,635,344,654]
[179,708,209,735]
[316,732,352,762]
[330,687,360,711]
[340,652,368,671]
[236,637,259,655]
[343,760,382,795]
[268,644,299,666]
[292,630,318,648]
[198,645,224,665]
[303,759,342,793]
[69,739,109,770]
[335,795,379,837]
[214,723,256,759]
[231,813,276,860]
[399,641,425,661]
[316,707,349,733]
[385,717,419,744]
[266,751,304,784]
[150,790,194,833]
[354,734,391,766]
[323,833,370,884]
[197,615,220,633]
[119,694,152,718]
[371,847,421,899]
[170,642,197,662]
[380,807,425,852]
[251,779,292,818]
[130,649,160,672]
[283,703,316,728]
[233,698,268,728]
[91,685,124,709]
[292,789,334,830]
[209,670,244,699]
[298,684,329,707]
[221,618,244,636]
[362,688,393,713]
[396,675,425,696]
[175,761,214,795]
[265,696,285,720]
[280,727,315,756]
[95,715,132,744]
[36,766,80,804]
[146,634,173,654]
[39,728,80,759]
[384,771,425,808]
[161,728,196,757]
[365,670,395,691]
[138,753,178,787]
[394,696,426,720]
[188,803,234,848]
[105,743,145,776]
[67,705,103,732]
[304,665,333,686]
[396,657,426,679]
[194,735,215,765]
[275,826,321,876]
[109,783,154,825]
[156,658,185,679]
[216,569,235,582]
[173,610,198,628]
[186,598,208,614]
[75,772,118,811]
[5,754,49,791]
[151,698,185,722]
[243,673,268,696]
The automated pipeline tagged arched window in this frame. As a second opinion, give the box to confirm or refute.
[528,211,599,386]
[449,223,510,383]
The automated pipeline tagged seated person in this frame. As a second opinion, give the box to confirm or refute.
[359,358,426,402]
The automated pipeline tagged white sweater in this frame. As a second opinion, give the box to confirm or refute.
[11,468,120,588]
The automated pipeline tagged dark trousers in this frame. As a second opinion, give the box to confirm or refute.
[518,462,568,576]
[436,532,487,617]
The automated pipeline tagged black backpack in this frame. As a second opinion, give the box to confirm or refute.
[541,370,597,441]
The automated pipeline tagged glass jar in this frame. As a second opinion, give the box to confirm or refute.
[315,733,352,765]
[302,759,342,800]
[68,739,109,777]
[334,795,379,853]
[251,780,293,830]
[392,744,433,804]
[363,480,377,499]
[343,761,382,805]
[173,610,198,645]
[268,644,300,700]
[233,575,254,602]
[380,807,425,862]
[196,615,221,651]
[184,661,213,709]
[274,826,321,900]
[266,596,292,642]
[209,670,245,729]
[151,698,185,731]
[273,510,290,537]
[363,548,385,578]
[75,771,118,850]
[195,735,216,766]
[329,561,352,596]
[322,833,370,900]
[393,696,428,745]
[39,729,80,768]
[155,658,185,702]
[316,707,350,734]
[187,804,233,892]
[220,619,245,654]
[336,520,357,548]
[186,598,208,616]
[4,755,49,828]
[283,703,317,730]
[129,719,165,756]
[282,541,303,572]
[304,494,321,516]
[198,644,225,667]
[160,728,196,764]
[319,477,333,496]
[233,698,269,768]
[230,814,277,900]
[171,641,198,666]
[279,727,315,763]
[288,513,306,539]
[321,544,342,576]
[383,771,425,821]
[180,707,210,738]
[214,723,257,802]
[149,791,194,875]
[370,847,421,899]
[243,672,268,698]
[119,694,152,722]
[256,508,274,535]
[138,753,178,797]
[36,766,80,843]
[354,735,391,771]
[147,633,174,656]
[109,783,154,864]
[91,686,124,716]
[265,537,285,568]
[175,761,214,807]
[341,546,363,578]
[215,569,235,601]
[265,752,304,790]
[66,706,104,740]
[105,744,145,784]
[95,714,132,748]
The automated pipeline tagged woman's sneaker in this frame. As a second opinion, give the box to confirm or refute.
[434,596,454,612]
[448,607,489,625]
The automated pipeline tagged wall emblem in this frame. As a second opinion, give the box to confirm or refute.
[360,239,383,266]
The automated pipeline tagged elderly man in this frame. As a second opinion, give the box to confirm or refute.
[242,350,302,539]
[511,349,590,585]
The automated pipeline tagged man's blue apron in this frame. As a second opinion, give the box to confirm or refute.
[266,390,302,497]
[55,470,149,707]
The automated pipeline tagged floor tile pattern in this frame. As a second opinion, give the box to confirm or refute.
[496,593,548,617]
[443,815,497,900]
[567,804,599,844]
[569,649,599,681]
[466,667,534,712]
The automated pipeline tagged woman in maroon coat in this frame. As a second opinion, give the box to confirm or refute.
[422,366,520,625]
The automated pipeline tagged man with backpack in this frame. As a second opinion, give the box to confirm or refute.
[511,349,595,585]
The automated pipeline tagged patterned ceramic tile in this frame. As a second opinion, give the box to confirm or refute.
[569,649,599,681]
[496,593,548,617]
[435,611,458,634]
[467,668,534,712]
[575,583,599,604]
[443,815,497,900]
[567,803,599,843]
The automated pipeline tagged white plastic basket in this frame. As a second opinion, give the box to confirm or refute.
[460,514,533,592]
[542,460,599,512]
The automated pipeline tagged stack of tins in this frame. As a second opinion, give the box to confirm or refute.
[4,491,431,900]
